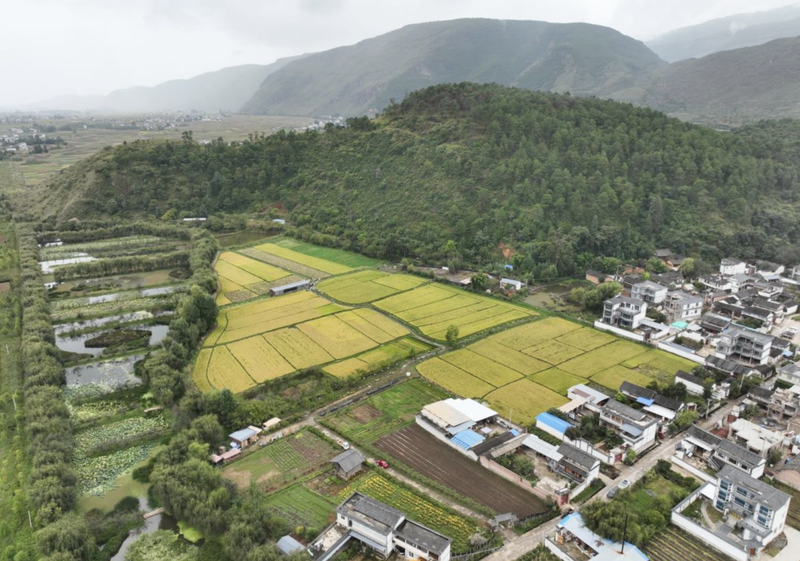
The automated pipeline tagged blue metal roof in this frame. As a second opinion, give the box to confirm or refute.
[536,412,573,434]
[510,429,520,436]
[450,429,485,450]
[229,427,258,441]
[671,321,689,330]
[636,397,655,406]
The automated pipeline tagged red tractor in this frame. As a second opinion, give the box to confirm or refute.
[376,459,389,469]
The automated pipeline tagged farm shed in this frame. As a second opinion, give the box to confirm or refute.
[450,429,485,451]
[330,449,364,480]
[535,412,573,440]
[421,398,497,435]
[229,425,262,448]
[269,280,310,296]
[263,417,281,430]
[276,535,305,555]
[209,448,241,466]
[500,278,523,291]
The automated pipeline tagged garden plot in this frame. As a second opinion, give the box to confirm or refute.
[644,525,737,561]
[326,470,480,554]
[374,283,537,340]
[39,235,172,261]
[322,379,448,444]
[195,291,414,392]
[264,485,336,530]
[318,270,427,304]
[223,430,338,489]
[375,424,548,518]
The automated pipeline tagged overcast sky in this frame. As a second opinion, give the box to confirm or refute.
[0,0,794,106]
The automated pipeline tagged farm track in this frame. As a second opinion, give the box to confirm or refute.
[375,424,547,518]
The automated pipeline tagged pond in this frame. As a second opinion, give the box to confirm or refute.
[85,284,185,305]
[56,325,170,358]
[109,498,182,561]
[54,310,174,335]
[65,354,146,396]
[40,255,97,274]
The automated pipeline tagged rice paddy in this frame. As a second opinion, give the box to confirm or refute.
[416,317,692,426]
[374,284,537,340]
[195,290,423,392]
[214,251,294,305]
[318,270,427,304]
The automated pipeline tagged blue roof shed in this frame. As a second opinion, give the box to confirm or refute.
[450,429,485,450]
[536,412,573,434]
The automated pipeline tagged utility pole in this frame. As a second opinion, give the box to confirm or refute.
[621,514,629,553]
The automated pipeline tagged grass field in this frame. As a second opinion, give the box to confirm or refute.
[196,291,415,392]
[374,283,537,340]
[264,485,336,530]
[318,270,427,304]
[323,379,448,444]
[223,429,338,489]
[415,317,688,426]
[253,243,352,275]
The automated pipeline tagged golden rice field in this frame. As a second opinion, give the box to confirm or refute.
[324,337,431,379]
[195,290,420,392]
[318,270,427,304]
[214,251,293,306]
[415,317,694,425]
[374,284,537,340]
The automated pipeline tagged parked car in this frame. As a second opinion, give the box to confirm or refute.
[338,440,350,450]
[618,479,631,490]
[376,460,389,469]
[607,487,618,499]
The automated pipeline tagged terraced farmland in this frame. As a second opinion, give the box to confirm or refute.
[374,283,537,340]
[195,290,419,392]
[416,317,695,425]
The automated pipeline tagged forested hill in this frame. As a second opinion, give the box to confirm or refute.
[38,84,800,274]
[239,19,664,116]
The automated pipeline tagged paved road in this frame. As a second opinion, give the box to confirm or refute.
[483,395,746,561]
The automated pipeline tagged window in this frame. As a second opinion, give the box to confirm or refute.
[757,516,769,528]
[759,506,771,517]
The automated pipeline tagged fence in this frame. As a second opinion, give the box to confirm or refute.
[478,456,551,501]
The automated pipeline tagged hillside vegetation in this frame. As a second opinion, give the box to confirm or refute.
[647,4,800,62]
[36,84,800,275]
[625,36,800,126]
[239,19,664,116]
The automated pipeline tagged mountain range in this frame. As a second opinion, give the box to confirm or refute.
[14,6,800,126]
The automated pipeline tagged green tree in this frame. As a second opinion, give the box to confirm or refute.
[470,272,488,291]
[445,325,459,346]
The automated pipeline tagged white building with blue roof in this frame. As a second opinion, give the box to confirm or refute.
[546,513,649,561]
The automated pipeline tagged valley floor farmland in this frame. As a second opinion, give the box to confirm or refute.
[416,317,696,425]
[195,290,422,392]
[375,424,548,518]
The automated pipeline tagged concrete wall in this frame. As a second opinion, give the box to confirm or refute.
[544,539,574,561]
[657,341,706,364]
[670,455,717,484]
[671,512,747,561]
[594,321,645,342]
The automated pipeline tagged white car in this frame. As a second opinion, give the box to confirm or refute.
[618,479,631,490]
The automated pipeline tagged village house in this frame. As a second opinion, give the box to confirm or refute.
[545,513,649,561]
[309,492,452,561]
[671,466,791,560]
[699,313,732,334]
[631,280,668,305]
[728,418,784,458]
[551,443,600,485]
[619,381,684,426]
[716,326,773,366]
[585,269,606,285]
[675,370,729,400]
[601,295,647,329]
[778,362,800,386]
[720,258,747,276]
[677,425,767,479]
[663,290,703,323]
[599,399,659,453]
